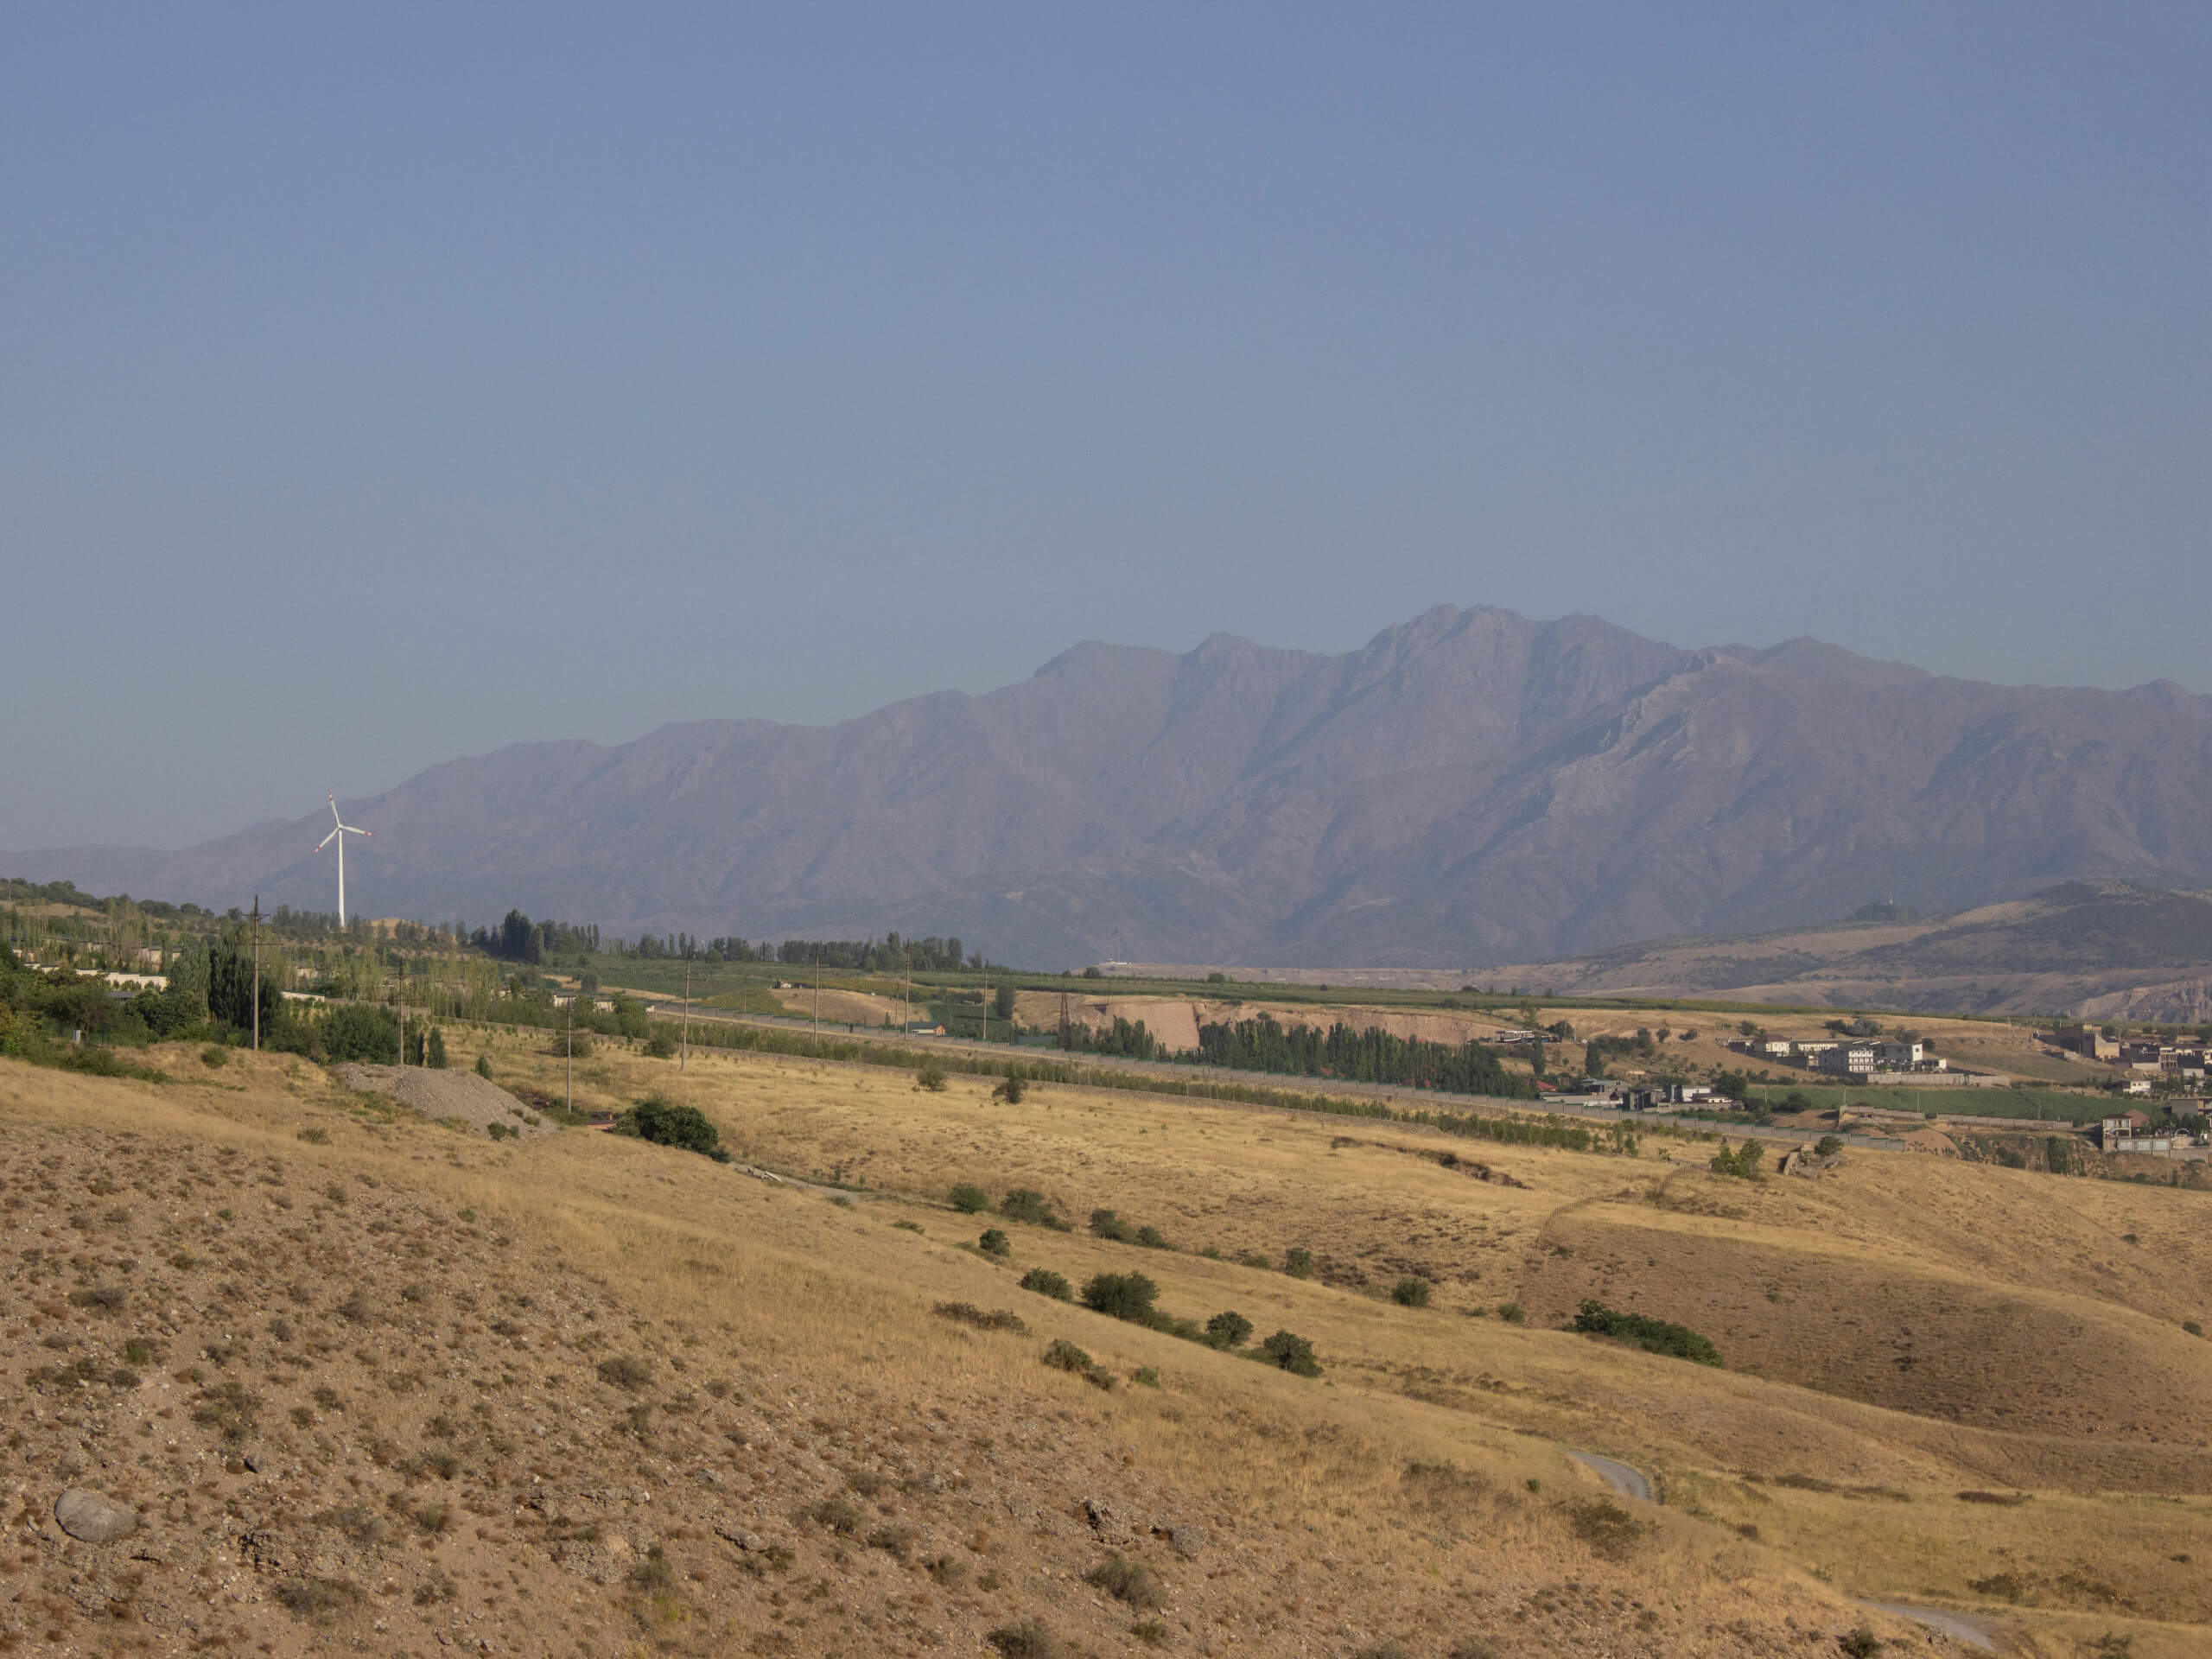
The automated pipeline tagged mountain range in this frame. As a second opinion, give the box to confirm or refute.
[10,604,2212,970]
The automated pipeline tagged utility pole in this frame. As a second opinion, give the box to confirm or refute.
[565,995,573,1119]
[813,949,820,1035]
[980,958,988,1045]
[250,894,262,1052]
[397,976,405,1067]
[682,958,690,1072]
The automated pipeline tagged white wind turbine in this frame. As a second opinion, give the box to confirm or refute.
[315,793,372,926]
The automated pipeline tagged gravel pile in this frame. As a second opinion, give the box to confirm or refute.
[334,1063,559,1137]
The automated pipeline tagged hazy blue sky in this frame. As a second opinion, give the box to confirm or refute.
[6,5,2208,849]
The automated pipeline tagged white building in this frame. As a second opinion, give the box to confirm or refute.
[1817,1044,1877,1077]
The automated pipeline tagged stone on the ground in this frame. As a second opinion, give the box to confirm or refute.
[54,1488,137,1542]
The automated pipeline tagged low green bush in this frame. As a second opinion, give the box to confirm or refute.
[1082,1271,1160,1322]
[978,1229,1011,1259]
[1283,1246,1313,1279]
[612,1093,730,1162]
[1710,1139,1765,1179]
[1258,1329,1320,1377]
[1001,1188,1067,1229]
[1391,1278,1432,1307]
[1019,1268,1073,1300]
[1572,1300,1722,1366]
[1203,1310,1253,1350]
[1039,1338,1116,1391]
[932,1301,1025,1332]
[950,1183,990,1213]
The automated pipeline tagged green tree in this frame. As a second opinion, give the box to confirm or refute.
[613,1094,730,1161]
[1204,1310,1253,1349]
[426,1027,448,1069]
[1259,1330,1320,1376]
[206,930,279,1035]
[1081,1272,1160,1322]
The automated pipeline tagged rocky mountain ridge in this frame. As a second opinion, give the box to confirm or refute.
[10,604,2211,969]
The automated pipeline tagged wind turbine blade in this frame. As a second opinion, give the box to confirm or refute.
[328,792,343,826]
[316,827,340,852]
[338,824,368,836]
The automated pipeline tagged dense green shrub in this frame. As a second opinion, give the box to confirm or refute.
[1203,1310,1253,1350]
[1258,1330,1320,1377]
[1283,1246,1313,1279]
[1391,1278,1433,1307]
[642,1031,677,1058]
[1572,1300,1722,1366]
[978,1229,1011,1259]
[426,1027,448,1068]
[1041,1338,1094,1374]
[1019,1268,1073,1300]
[475,1053,493,1079]
[916,1062,949,1092]
[1090,1207,1131,1242]
[1081,1272,1160,1322]
[950,1183,990,1213]
[612,1094,731,1162]
[990,1076,1027,1103]
[1039,1339,1116,1391]
[321,1002,401,1064]
[1710,1139,1765,1179]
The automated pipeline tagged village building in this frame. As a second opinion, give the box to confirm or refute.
[1816,1044,1877,1077]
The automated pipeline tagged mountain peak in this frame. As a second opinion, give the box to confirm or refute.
[10,605,2211,969]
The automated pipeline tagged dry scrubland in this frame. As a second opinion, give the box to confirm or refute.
[1,1034,2207,1658]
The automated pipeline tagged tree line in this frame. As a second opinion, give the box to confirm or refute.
[467,909,973,975]
[1192,1013,1534,1098]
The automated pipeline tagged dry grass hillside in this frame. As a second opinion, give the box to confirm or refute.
[3,1032,2208,1657]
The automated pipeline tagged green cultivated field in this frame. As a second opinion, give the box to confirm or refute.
[1749,1083,2110,1123]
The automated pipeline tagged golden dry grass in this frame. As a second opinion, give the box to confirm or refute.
[5,1032,2209,1656]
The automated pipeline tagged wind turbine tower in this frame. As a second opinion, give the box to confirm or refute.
[315,793,372,927]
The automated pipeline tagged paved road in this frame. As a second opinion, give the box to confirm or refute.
[1567,1451,1655,1503]
[1857,1599,1997,1650]
[1565,1452,1999,1651]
